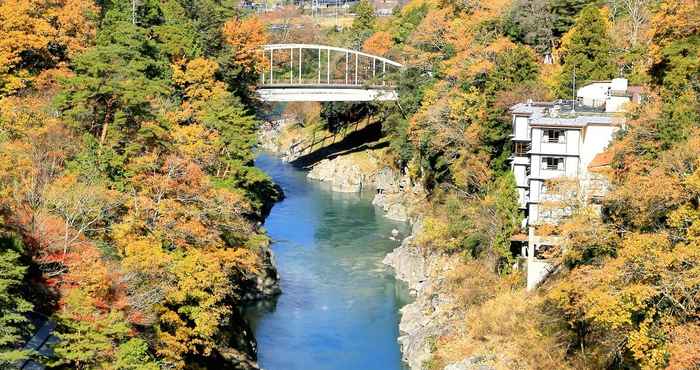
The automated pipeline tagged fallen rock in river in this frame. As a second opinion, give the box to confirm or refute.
[307,154,373,193]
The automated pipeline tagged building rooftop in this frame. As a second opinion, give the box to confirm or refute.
[511,100,621,128]
[588,150,614,172]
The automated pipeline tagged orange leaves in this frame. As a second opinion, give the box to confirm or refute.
[119,154,253,259]
[363,31,394,56]
[50,0,99,57]
[667,323,700,369]
[0,0,97,94]
[222,16,269,74]
[0,0,54,69]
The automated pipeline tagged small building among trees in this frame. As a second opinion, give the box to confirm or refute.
[509,78,640,289]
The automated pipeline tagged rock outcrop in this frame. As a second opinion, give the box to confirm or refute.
[443,357,496,370]
[307,155,368,192]
[240,242,281,301]
[307,151,424,222]
[384,224,452,370]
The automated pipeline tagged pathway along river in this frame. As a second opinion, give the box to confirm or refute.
[245,154,411,370]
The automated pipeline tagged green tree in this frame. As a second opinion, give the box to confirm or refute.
[504,0,556,55]
[114,338,159,370]
[0,232,33,366]
[56,15,168,149]
[556,5,617,97]
[52,289,133,369]
[549,0,602,37]
[350,0,376,49]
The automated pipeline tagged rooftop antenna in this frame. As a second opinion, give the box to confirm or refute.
[571,66,576,113]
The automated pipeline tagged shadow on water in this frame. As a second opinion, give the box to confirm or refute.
[244,153,411,370]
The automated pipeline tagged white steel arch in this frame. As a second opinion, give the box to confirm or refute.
[263,44,402,68]
[257,44,402,102]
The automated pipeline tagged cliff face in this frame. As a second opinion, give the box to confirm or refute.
[384,224,460,370]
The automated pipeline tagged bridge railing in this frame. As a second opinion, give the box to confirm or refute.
[259,44,402,89]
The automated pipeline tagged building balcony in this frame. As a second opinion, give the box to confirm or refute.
[511,156,530,165]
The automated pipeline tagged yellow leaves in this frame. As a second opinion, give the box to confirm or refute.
[120,235,173,274]
[222,16,268,74]
[648,0,700,64]
[539,63,562,98]
[584,284,656,330]
[450,149,492,191]
[667,204,700,241]
[627,314,668,370]
[156,247,257,366]
[401,0,437,15]
[172,123,219,167]
[0,0,53,69]
[417,215,456,251]
[172,58,227,110]
[549,227,700,368]
[0,93,60,137]
[50,0,99,57]
[483,37,516,55]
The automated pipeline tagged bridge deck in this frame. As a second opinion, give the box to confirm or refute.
[257,87,398,102]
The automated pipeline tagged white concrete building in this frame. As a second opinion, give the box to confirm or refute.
[509,79,638,290]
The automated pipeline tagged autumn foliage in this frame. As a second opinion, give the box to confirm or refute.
[222,16,269,74]
[0,1,275,368]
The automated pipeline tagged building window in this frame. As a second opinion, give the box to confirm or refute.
[543,129,565,143]
[513,142,530,156]
[542,157,565,171]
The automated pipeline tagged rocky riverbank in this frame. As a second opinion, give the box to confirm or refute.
[306,152,495,370]
[306,150,423,222]
[385,225,498,370]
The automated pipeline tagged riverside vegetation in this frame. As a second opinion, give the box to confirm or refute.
[0,1,281,368]
[270,0,700,368]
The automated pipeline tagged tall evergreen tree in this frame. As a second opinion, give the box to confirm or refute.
[556,5,617,98]
[0,233,33,366]
[549,0,602,37]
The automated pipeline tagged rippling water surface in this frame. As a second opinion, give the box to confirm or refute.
[245,154,410,370]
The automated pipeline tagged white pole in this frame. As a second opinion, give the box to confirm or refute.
[382,61,386,86]
[270,49,274,84]
[318,47,321,84]
[327,48,330,83]
[299,47,302,84]
[290,47,293,84]
[373,58,376,81]
[355,53,358,85]
[345,52,348,84]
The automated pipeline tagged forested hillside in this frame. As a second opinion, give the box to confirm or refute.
[0,1,278,368]
[353,0,699,368]
[0,0,698,369]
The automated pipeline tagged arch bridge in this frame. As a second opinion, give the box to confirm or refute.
[257,44,402,102]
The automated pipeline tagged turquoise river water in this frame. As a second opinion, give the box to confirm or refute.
[245,154,410,370]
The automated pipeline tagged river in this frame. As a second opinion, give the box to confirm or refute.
[245,154,410,370]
